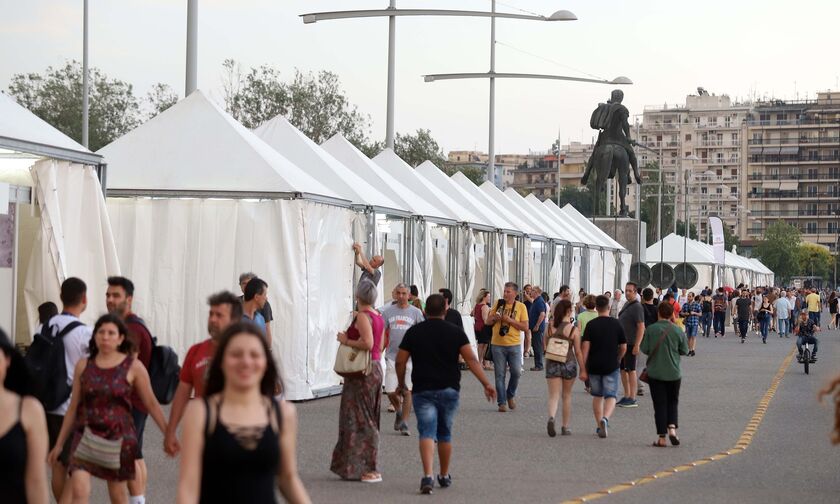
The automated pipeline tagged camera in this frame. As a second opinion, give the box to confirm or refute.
[495,298,514,336]
[499,325,510,336]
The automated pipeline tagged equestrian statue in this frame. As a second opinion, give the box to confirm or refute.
[580,89,641,217]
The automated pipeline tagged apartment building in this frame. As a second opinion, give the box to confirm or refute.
[746,91,840,253]
[509,142,594,200]
[636,91,751,241]
[445,151,523,188]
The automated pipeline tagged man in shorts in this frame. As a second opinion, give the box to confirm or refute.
[579,295,627,438]
[396,294,495,494]
[617,282,644,408]
[380,283,424,436]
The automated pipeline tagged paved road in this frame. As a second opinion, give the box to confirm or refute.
[84,314,840,503]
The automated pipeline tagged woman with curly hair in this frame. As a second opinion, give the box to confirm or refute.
[819,373,840,445]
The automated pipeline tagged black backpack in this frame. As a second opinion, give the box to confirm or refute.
[25,319,84,411]
[126,315,180,405]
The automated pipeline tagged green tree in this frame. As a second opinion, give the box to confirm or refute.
[556,185,593,217]
[145,83,179,119]
[798,242,834,280]
[637,162,675,244]
[675,220,698,240]
[441,165,485,186]
[752,221,802,284]
[722,223,740,252]
[221,59,377,153]
[394,129,446,168]
[7,60,141,151]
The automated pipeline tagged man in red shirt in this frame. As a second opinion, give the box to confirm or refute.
[106,276,153,504]
[163,291,242,456]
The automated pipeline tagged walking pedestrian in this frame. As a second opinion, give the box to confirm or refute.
[409,285,424,312]
[437,288,464,331]
[775,290,791,338]
[735,289,752,343]
[827,292,838,330]
[239,272,275,346]
[609,290,624,318]
[700,293,713,338]
[176,323,311,504]
[485,282,529,412]
[712,288,727,337]
[617,282,645,408]
[44,278,93,502]
[241,278,269,338]
[641,288,658,328]
[640,302,688,448]
[579,295,627,438]
[682,292,701,356]
[758,296,773,344]
[331,280,385,483]
[0,329,50,504]
[528,285,548,372]
[806,288,821,327]
[395,294,495,494]
[751,288,764,334]
[522,285,534,358]
[48,314,168,504]
[577,295,598,395]
[545,300,582,437]
[165,291,242,456]
[381,283,425,436]
[106,276,154,504]
[473,289,493,370]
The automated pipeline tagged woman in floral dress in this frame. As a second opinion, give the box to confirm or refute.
[49,314,167,503]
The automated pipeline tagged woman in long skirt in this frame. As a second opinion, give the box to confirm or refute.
[331,280,385,483]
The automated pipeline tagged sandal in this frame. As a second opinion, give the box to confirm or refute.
[361,472,382,483]
[652,437,667,447]
[668,426,680,446]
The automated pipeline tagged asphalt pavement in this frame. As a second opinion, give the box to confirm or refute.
[81,313,840,503]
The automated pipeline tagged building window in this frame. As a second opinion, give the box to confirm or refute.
[730,187,737,193]
[806,222,817,234]
[685,134,692,141]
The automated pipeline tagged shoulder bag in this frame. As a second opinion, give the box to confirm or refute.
[334,314,372,378]
[73,427,123,470]
[639,330,668,384]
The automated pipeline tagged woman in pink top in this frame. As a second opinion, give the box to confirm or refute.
[331,280,385,483]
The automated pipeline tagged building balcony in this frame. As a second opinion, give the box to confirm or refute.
[748,136,840,145]
[748,118,840,128]
[748,191,840,199]
[749,155,840,164]
[693,122,742,130]
[698,140,742,147]
[747,173,840,181]
[644,123,682,130]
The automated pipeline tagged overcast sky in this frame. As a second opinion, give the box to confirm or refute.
[2,0,839,154]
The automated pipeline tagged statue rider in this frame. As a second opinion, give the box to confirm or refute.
[581,89,641,186]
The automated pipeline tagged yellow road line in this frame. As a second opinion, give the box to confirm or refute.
[561,347,796,504]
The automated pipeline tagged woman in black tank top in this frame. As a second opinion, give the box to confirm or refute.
[0,330,49,503]
[177,322,311,504]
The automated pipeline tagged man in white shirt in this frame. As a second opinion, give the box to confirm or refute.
[775,291,791,338]
[45,277,93,502]
[609,289,625,318]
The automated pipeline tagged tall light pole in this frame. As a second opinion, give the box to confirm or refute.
[301,4,580,152]
[186,0,198,95]
[82,0,89,148]
[488,0,497,183]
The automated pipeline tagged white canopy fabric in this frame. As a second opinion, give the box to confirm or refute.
[523,194,585,245]
[254,116,404,212]
[541,200,605,250]
[321,135,443,219]
[450,172,528,234]
[374,150,488,226]
[479,182,544,237]
[100,91,341,200]
[645,234,716,263]
[0,92,98,163]
[561,204,626,252]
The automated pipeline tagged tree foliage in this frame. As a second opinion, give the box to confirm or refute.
[7,60,142,151]
[441,165,485,186]
[144,83,179,119]
[556,185,593,217]
[798,242,834,280]
[675,220,698,240]
[752,221,802,284]
[222,59,377,153]
[638,162,675,244]
[394,129,446,168]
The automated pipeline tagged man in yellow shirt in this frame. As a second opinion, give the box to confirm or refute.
[806,288,822,327]
[485,282,529,412]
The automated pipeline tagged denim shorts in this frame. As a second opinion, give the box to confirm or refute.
[412,388,460,442]
[588,369,620,399]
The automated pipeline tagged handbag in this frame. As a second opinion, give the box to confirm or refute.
[73,427,123,470]
[639,331,668,384]
[334,315,373,378]
[545,337,570,363]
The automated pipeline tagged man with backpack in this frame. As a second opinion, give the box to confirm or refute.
[106,276,154,504]
[39,277,92,501]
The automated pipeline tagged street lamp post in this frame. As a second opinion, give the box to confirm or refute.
[82,0,89,148]
[301,3,578,151]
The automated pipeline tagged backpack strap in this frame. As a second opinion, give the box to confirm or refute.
[56,321,84,339]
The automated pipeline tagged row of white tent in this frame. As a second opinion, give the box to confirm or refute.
[3,90,636,400]
[646,233,775,290]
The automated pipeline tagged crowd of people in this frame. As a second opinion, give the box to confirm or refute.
[0,239,838,501]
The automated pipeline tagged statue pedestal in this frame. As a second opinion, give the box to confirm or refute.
[593,217,646,264]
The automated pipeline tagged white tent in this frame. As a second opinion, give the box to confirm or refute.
[100,90,355,400]
[0,92,118,342]
[559,204,630,293]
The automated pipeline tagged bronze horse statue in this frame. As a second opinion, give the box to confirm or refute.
[581,90,641,217]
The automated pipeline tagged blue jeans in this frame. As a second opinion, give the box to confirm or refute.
[531,330,545,369]
[796,335,819,356]
[686,324,698,338]
[491,344,522,405]
[589,369,620,399]
[759,316,769,340]
[412,388,460,442]
[778,317,788,337]
[713,312,726,335]
[808,311,821,326]
[701,313,712,337]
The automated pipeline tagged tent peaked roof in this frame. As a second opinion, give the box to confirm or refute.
[373,149,476,223]
[646,233,715,263]
[254,116,402,211]
[541,199,608,249]
[450,172,527,234]
[416,163,514,231]
[99,90,341,199]
[479,182,544,237]
[321,134,438,217]
[560,204,626,251]
[521,193,583,244]
[0,91,101,164]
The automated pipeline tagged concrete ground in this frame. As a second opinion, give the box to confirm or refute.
[80,314,840,503]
